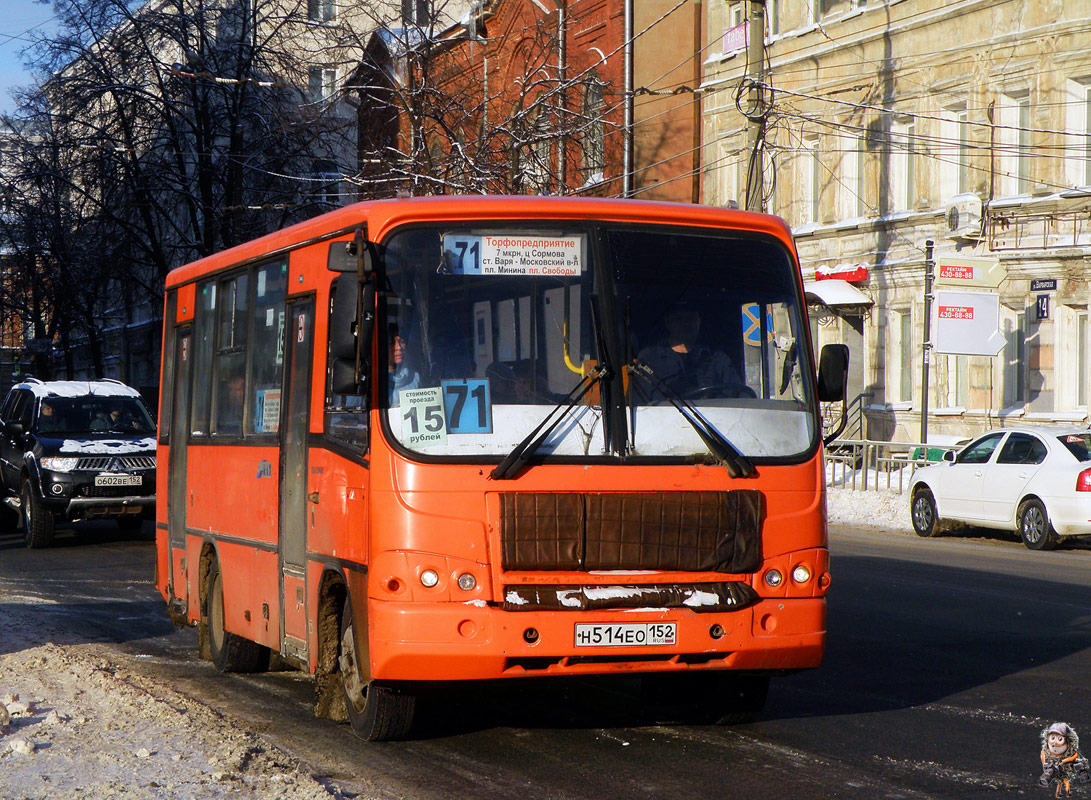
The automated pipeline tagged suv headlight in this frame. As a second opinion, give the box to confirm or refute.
[40,457,79,471]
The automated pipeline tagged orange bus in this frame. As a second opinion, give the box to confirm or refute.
[155,195,847,740]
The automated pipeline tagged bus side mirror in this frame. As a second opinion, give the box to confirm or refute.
[816,344,849,403]
[329,273,374,395]
[327,228,373,274]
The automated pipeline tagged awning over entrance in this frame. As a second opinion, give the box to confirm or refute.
[803,280,873,309]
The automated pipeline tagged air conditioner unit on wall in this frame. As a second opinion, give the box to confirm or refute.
[945,193,983,241]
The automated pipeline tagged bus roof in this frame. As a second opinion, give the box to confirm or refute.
[165,195,796,289]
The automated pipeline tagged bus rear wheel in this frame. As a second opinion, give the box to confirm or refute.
[207,558,269,673]
[339,604,415,741]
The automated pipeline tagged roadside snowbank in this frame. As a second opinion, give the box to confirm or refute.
[0,605,347,800]
[826,485,911,534]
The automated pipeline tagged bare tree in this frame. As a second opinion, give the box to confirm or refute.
[0,0,360,379]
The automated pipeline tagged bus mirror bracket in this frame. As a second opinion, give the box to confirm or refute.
[817,344,850,445]
[328,227,376,395]
[327,227,373,275]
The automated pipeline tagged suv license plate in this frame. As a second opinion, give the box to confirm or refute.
[95,474,141,487]
[574,622,676,648]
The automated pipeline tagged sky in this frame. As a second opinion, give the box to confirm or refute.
[0,1,57,117]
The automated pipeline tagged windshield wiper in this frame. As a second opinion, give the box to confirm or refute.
[490,365,608,481]
[629,359,754,479]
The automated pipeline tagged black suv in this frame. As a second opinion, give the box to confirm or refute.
[0,379,157,548]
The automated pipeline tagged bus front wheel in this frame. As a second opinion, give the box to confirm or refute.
[339,604,415,741]
[207,558,269,673]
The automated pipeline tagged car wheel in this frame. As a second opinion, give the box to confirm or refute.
[22,481,55,549]
[340,603,415,741]
[206,558,269,672]
[1018,499,1058,551]
[911,487,939,538]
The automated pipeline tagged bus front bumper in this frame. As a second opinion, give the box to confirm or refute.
[366,597,825,681]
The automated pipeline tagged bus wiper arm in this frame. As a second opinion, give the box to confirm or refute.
[490,365,608,481]
[629,359,754,479]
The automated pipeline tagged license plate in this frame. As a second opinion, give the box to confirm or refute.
[574,622,676,648]
[94,474,141,487]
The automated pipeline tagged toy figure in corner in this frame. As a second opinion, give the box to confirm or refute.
[1040,722,1091,797]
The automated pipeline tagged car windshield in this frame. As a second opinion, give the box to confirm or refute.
[35,396,155,436]
[1059,432,1091,462]
[380,222,816,461]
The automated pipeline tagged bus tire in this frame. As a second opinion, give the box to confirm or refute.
[22,480,55,549]
[207,558,269,673]
[339,604,414,741]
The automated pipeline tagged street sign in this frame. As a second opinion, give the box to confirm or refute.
[933,255,1005,289]
[932,290,1005,355]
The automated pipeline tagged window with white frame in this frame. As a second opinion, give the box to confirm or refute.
[767,0,779,36]
[308,66,337,104]
[581,76,605,180]
[798,135,819,224]
[308,0,335,22]
[1056,305,1090,411]
[997,91,1031,196]
[1002,306,1026,408]
[1064,78,1091,188]
[311,159,341,206]
[890,119,915,212]
[888,308,913,403]
[938,105,969,201]
[838,132,862,219]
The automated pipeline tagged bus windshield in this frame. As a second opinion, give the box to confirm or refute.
[381,222,815,461]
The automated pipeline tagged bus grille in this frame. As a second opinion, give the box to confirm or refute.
[499,491,763,574]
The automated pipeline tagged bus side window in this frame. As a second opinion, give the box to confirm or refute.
[212,273,248,436]
[326,278,370,452]
[190,281,216,435]
[247,261,287,435]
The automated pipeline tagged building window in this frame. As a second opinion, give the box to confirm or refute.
[998,92,1031,196]
[1002,307,1026,407]
[308,0,335,22]
[798,135,819,224]
[308,67,337,104]
[938,105,969,201]
[1065,79,1091,188]
[839,132,863,219]
[312,159,341,206]
[581,77,605,181]
[890,119,915,212]
[767,0,779,36]
[889,308,912,403]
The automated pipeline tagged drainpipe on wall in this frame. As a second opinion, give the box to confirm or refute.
[557,0,568,193]
[692,0,702,204]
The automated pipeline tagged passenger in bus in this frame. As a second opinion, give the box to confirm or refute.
[637,301,745,397]
[388,324,420,405]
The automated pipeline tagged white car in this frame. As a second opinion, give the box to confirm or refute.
[908,426,1091,550]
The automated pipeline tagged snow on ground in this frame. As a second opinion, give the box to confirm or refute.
[826,483,912,534]
[0,480,909,799]
[0,602,348,800]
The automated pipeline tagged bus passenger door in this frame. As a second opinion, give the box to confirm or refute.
[167,328,191,599]
[279,299,313,662]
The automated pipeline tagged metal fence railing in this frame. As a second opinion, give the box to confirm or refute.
[824,439,959,494]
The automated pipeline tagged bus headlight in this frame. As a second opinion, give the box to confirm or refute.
[763,569,784,588]
[420,569,439,588]
[791,565,812,584]
[457,572,476,591]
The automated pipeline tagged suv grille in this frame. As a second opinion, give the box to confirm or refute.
[75,455,155,471]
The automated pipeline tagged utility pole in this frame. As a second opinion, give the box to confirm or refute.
[921,239,934,444]
[744,0,766,212]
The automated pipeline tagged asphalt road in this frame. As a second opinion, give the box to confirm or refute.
[1,518,1088,799]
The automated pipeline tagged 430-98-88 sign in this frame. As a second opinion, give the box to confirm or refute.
[932,255,1006,356]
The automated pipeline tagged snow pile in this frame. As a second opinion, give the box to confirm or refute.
[0,610,347,800]
[826,484,912,534]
